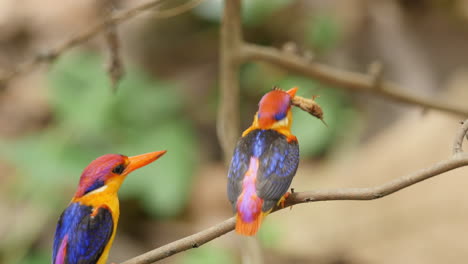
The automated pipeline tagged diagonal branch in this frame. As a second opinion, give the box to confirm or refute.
[241,43,468,117]
[0,0,206,88]
[120,120,468,264]
[0,0,165,87]
[285,153,468,205]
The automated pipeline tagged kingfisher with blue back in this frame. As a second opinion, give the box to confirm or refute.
[52,150,166,264]
[227,87,300,236]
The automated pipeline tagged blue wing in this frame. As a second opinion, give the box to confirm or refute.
[255,132,299,211]
[53,202,114,264]
[227,143,250,211]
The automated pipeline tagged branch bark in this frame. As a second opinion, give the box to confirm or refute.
[241,43,468,117]
[120,120,468,264]
[121,138,468,264]
[0,0,206,88]
[0,0,166,88]
[217,0,243,161]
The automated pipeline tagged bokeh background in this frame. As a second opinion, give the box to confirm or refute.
[1,0,468,263]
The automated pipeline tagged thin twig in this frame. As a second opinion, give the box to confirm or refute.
[453,120,468,154]
[120,120,468,264]
[152,0,205,19]
[105,24,124,91]
[241,43,468,117]
[104,1,125,91]
[368,61,384,90]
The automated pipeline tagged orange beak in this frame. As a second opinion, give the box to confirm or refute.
[123,150,167,175]
[286,87,298,97]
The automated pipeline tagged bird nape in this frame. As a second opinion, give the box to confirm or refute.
[227,87,300,236]
[52,150,166,264]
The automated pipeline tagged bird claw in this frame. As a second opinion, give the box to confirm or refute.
[278,192,291,209]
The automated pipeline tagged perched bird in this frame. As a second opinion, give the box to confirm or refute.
[227,87,300,236]
[52,151,166,264]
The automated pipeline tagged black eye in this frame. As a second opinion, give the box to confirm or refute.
[112,164,125,174]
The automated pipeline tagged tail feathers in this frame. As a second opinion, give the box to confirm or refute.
[235,179,264,236]
[235,212,265,236]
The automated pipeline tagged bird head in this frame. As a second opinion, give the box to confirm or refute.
[74,151,166,198]
[254,87,297,130]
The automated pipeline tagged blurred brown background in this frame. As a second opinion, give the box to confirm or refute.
[0,0,468,263]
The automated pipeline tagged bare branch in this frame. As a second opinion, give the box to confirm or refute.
[217,0,243,161]
[368,61,384,90]
[0,0,165,87]
[119,121,468,264]
[241,43,468,117]
[0,0,206,88]
[120,217,236,264]
[285,154,468,205]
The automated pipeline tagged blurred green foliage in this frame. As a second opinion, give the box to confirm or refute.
[306,14,341,53]
[22,252,49,264]
[258,220,282,248]
[0,52,198,217]
[181,246,235,264]
[194,0,292,26]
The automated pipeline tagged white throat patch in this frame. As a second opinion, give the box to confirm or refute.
[271,117,289,129]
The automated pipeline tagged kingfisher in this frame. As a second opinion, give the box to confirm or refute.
[227,87,300,236]
[52,151,166,264]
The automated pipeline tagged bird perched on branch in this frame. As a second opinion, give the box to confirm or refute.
[227,87,300,236]
[52,151,166,264]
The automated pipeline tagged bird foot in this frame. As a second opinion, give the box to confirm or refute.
[278,192,292,209]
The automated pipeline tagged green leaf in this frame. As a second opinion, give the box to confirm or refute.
[49,53,112,136]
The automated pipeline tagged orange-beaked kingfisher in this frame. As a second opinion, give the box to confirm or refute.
[227,87,300,236]
[52,151,166,264]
